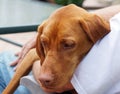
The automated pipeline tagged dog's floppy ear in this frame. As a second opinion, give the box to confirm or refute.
[36,21,46,63]
[80,14,110,43]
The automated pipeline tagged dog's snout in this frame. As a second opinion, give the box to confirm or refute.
[39,74,54,86]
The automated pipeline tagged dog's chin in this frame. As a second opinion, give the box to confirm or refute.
[39,81,69,93]
[39,84,65,93]
[40,86,56,93]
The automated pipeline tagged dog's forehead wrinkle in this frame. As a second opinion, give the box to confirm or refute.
[42,21,67,38]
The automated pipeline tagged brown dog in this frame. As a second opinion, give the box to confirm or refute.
[2,4,110,94]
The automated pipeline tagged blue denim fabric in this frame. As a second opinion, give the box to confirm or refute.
[0,51,31,94]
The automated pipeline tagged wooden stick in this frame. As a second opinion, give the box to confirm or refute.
[2,49,39,94]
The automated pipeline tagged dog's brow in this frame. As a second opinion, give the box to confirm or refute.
[61,37,75,41]
[40,35,49,43]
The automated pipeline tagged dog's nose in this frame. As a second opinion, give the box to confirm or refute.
[39,74,54,86]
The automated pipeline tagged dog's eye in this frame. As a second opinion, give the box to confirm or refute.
[62,40,75,50]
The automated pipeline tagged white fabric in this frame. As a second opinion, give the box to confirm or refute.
[71,12,120,94]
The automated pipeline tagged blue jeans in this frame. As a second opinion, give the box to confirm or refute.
[0,51,31,94]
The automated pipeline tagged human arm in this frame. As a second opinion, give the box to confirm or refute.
[92,4,120,21]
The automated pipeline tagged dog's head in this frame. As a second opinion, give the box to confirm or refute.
[36,4,110,91]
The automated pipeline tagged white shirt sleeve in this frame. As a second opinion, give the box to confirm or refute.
[71,12,120,94]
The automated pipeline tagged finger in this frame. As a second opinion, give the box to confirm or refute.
[12,58,21,71]
[13,66,17,71]
[10,59,19,66]
[10,49,24,66]
[13,57,24,71]
[13,63,20,71]
[11,52,23,66]
[10,51,22,66]
[10,46,29,67]
[15,52,21,56]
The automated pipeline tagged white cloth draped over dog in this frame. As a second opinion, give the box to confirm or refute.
[71,12,120,94]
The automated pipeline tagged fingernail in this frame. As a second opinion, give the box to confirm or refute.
[13,67,16,71]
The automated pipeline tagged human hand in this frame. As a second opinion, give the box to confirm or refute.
[10,33,38,70]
